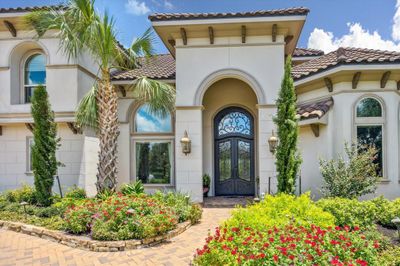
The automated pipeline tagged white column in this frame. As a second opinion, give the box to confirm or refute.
[258,106,277,195]
[175,108,203,202]
[78,130,99,197]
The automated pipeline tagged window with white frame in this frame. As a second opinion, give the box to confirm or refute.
[23,53,46,103]
[354,97,384,177]
[133,104,174,185]
[27,137,34,172]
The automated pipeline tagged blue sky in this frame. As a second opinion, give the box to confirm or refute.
[1,0,400,53]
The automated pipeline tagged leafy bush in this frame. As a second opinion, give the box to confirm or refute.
[188,204,202,225]
[317,198,378,228]
[378,246,400,266]
[317,197,400,229]
[194,224,380,265]
[0,210,65,230]
[120,181,144,195]
[224,193,335,230]
[64,193,179,240]
[319,143,381,198]
[65,186,87,199]
[4,185,37,204]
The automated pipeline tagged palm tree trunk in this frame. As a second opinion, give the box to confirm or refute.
[96,70,119,193]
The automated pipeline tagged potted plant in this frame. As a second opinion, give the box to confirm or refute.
[203,174,211,197]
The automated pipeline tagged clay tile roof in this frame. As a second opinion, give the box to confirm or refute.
[292,47,400,80]
[111,54,175,81]
[293,47,324,57]
[297,97,334,120]
[0,5,66,14]
[149,7,309,21]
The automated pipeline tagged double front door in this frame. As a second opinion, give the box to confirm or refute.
[214,107,255,196]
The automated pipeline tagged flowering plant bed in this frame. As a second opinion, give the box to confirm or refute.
[0,186,202,246]
[194,224,380,265]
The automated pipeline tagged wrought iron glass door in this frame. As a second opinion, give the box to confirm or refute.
[214,107,255,196]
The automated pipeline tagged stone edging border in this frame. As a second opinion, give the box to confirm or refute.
[0,220,191,252]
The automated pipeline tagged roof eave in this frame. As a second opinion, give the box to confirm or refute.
[294,62,400,87]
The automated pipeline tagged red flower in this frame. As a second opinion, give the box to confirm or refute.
[273,255,279,263]
[289,254,295,260]
[356,259,368,266]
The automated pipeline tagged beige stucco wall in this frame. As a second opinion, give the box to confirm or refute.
[202,78,258,196]
[297,80,400,199]
[0,124,86,193]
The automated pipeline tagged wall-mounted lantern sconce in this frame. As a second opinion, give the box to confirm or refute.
[268,130,278,154]
[180,130,191,155]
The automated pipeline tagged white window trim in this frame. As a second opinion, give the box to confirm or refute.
[26,137,34,174]
[352,95,387,180]
[20,50,47,104]
[131,137,175,187]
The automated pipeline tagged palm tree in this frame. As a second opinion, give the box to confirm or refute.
[26,0,175,193]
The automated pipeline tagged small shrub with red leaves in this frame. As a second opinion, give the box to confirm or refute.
[193,224,381,266]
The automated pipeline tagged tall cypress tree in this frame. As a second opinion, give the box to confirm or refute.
[31,86,60,206]
[273,56,302,194]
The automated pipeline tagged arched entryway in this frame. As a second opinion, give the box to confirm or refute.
[214,107,255,196]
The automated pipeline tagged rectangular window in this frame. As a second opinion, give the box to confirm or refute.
[27,137,34,172]
[356,125,383,176]
[135,141,172,184]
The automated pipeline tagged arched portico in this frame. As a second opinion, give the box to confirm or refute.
[194,68,266,106]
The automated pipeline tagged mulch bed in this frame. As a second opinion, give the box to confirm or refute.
[377,224,399,246]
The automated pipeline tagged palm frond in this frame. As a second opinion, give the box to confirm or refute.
[130,27,156,58]
[133,77,175,117]
[75,85,99,130]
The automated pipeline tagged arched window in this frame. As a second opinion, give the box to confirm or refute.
[133,104,174,185]
[355,97,384,177]
[24,53,46,103]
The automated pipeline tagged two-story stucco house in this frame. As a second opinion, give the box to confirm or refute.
[1,6,400,202]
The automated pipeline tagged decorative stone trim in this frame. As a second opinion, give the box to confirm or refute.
[0,220,191,252]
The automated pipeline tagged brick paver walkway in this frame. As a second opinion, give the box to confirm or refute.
[0,208,232,266]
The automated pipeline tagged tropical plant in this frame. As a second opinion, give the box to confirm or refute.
[203,174,210,187]
[31,85,61,206]
[120,180,145,195]
[273,56,302,194]
[319,142,381,198]
[26,0,175,194]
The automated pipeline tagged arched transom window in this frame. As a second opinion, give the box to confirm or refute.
[355,97,384,177]
[24,53,46,103]
[133,104,173,185]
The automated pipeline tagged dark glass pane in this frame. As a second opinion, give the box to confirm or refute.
[25,54,46,85]
[136,142,171,184]
[135,104,172,133]
[24,86,35,103]
[356,98,382,117]
[357,126,383,176]
[238,140,251,181]
[218,141,231,181]
[218,111,251,136]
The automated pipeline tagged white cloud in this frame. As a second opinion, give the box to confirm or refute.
[393,0,400,41]
[125,0,150,15]
[164,0,173,9]
[308,1,400,52]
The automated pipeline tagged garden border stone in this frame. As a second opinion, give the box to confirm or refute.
[0,220,191,252]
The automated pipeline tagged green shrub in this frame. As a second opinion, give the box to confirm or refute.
[0,210,65,230]
[225,193,335,230]
[317,197,378,228]
[65,186,87,199]
[95,188,115,201]
[4,185,37,204]
[64,194,180,240]
[120,181,144,195]
[378,246,400,266]
[188,204,202,225]
[319,143,381,198]
[34,206,62,218]
[153,191,193,222]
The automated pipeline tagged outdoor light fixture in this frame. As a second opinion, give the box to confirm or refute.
[180,130,191,155]
[268,130,278,154]
[20,201,28,219]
